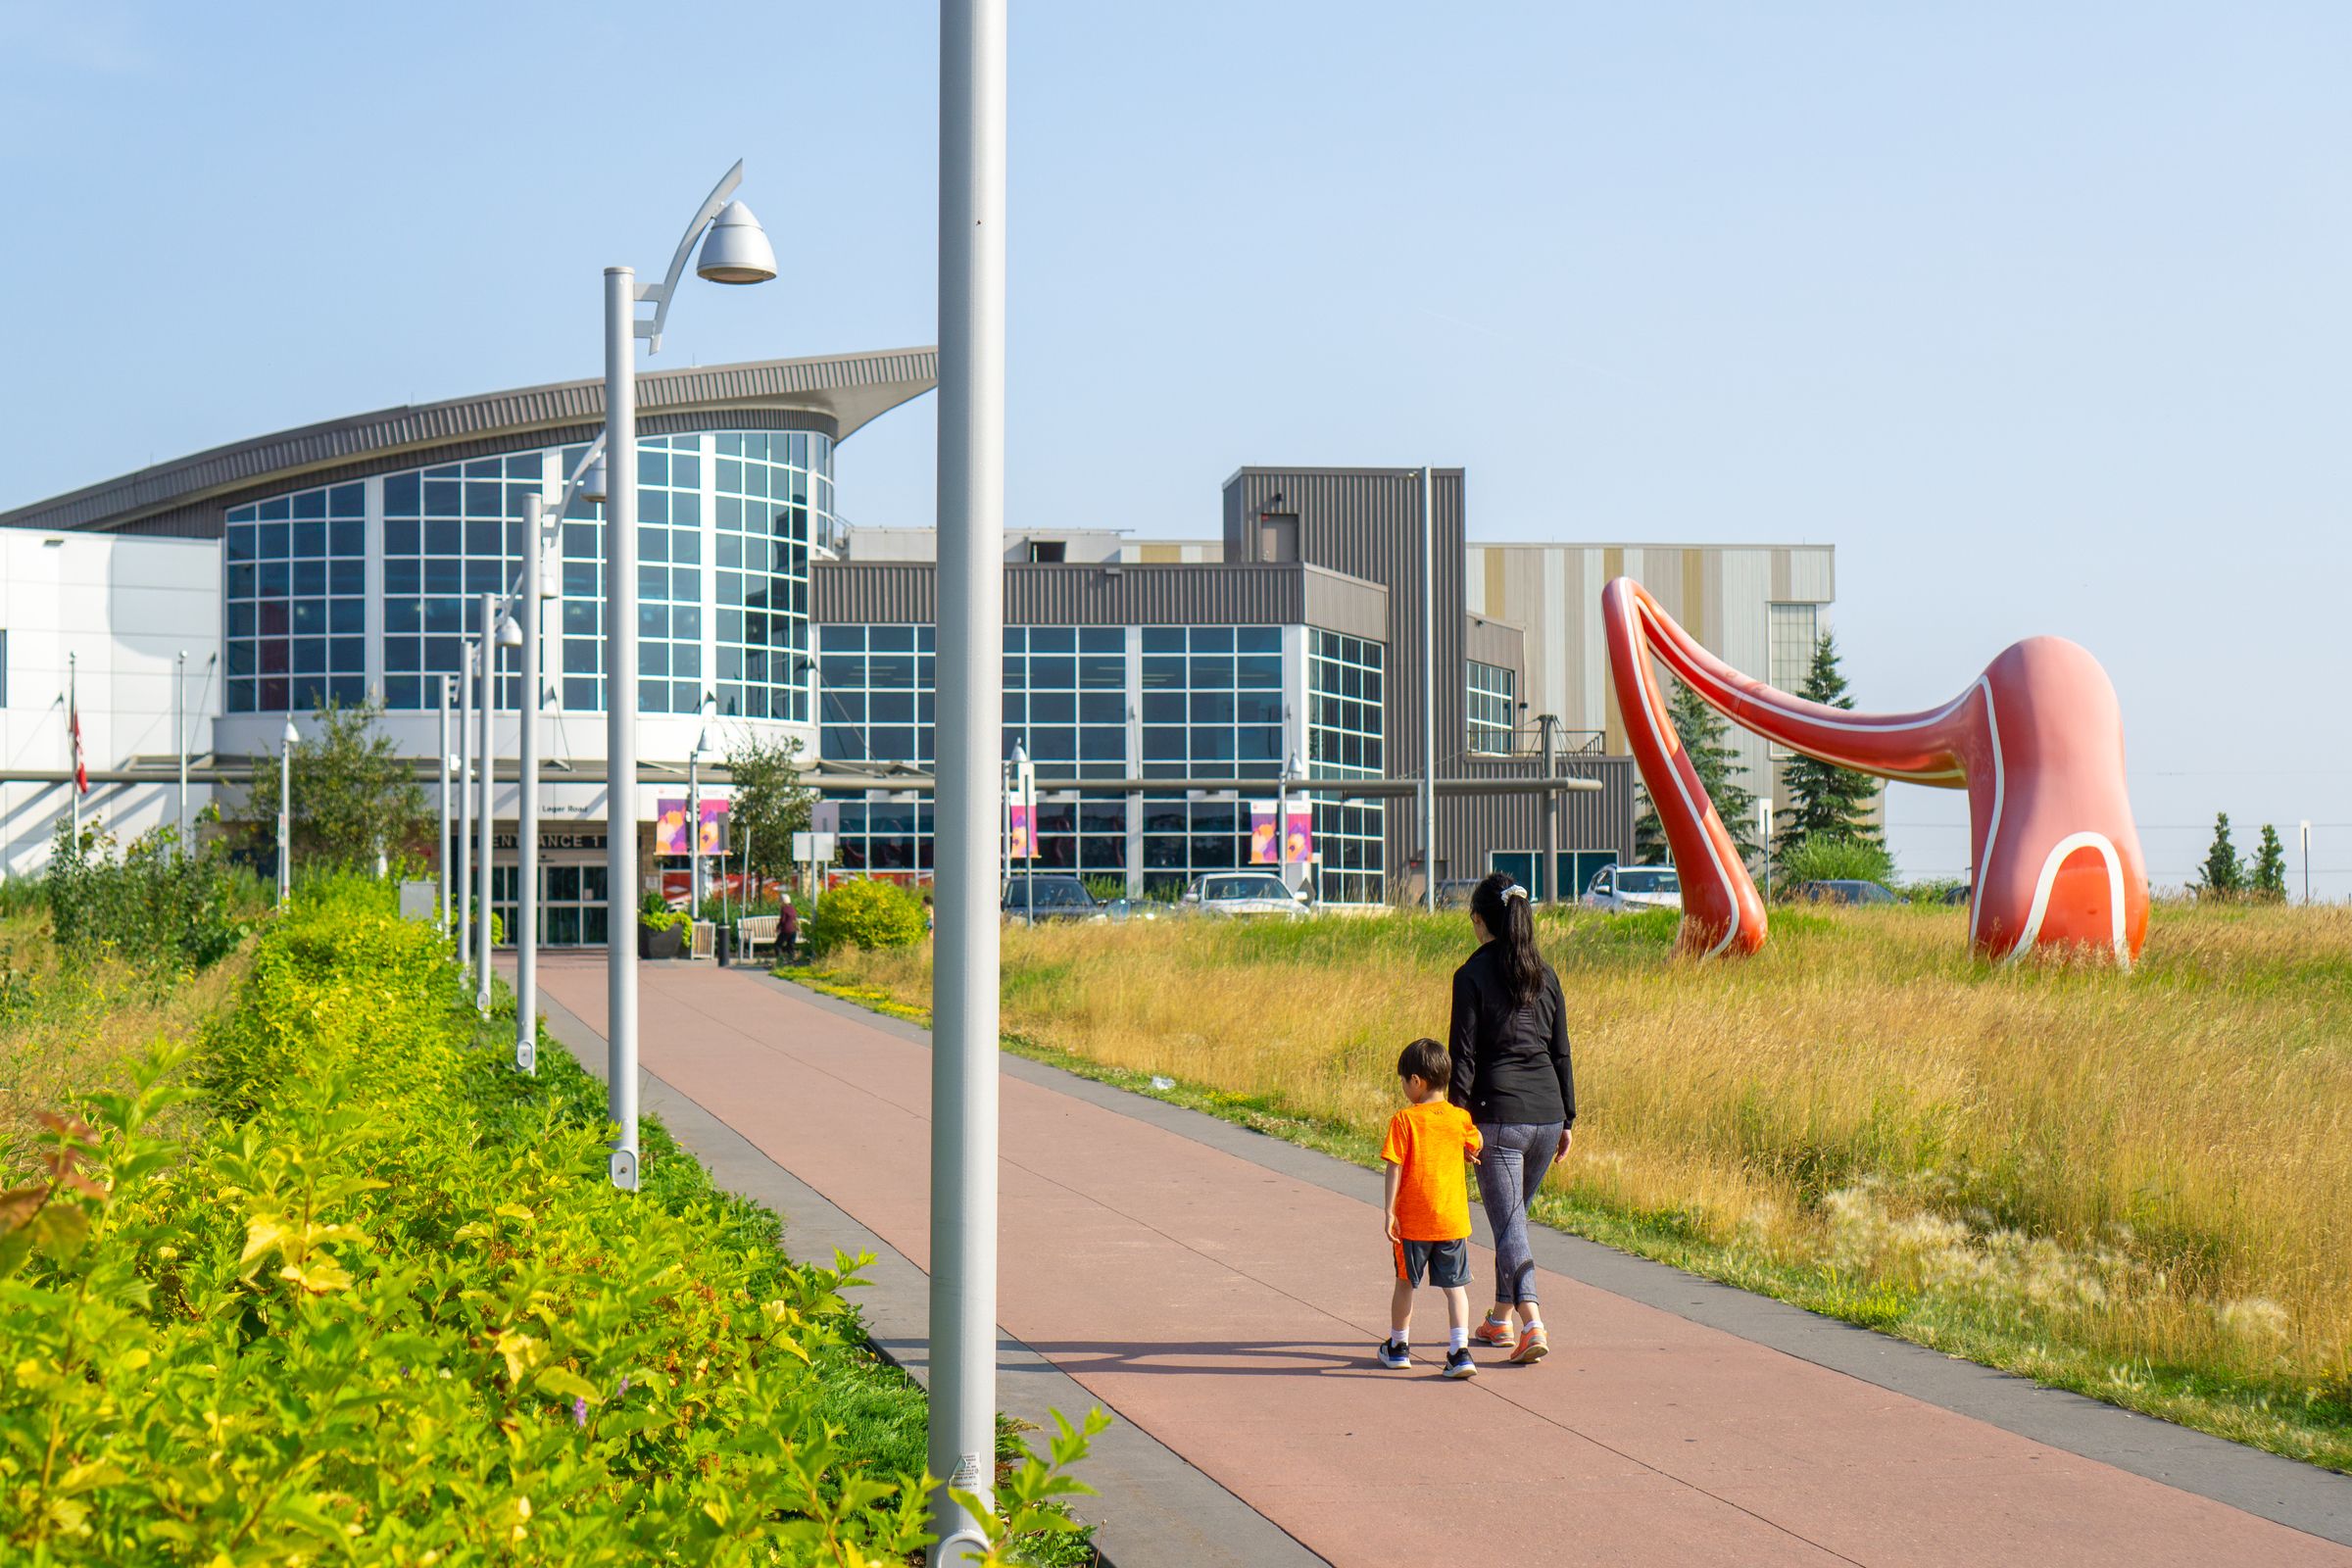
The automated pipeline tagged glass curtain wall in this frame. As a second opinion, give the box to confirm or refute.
[224,482,367,713]
[1308,629,1387,905]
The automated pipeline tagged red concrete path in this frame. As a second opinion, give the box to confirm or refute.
[533,956,2348,1568]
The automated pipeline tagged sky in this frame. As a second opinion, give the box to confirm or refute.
[4,1,2347,895]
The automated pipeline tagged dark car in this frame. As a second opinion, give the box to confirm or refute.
[1002,874,1104,922]
[1789,879,1897,906]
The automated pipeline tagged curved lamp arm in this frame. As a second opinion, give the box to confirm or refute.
[634,159,744,353]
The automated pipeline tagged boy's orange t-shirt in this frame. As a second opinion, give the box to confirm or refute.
[1380,1101,1484,1242]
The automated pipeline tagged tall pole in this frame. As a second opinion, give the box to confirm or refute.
[931,0,1005,1552]
[688,748,702,930]
[2302,819,2313,906]
[175,650,188,858]
[458,647,474,966]
[476,594,496,1012]
[517,495,543,1072]
[276,726,292,906]
[68,653,80,848]
[604,264,642,1192]
[1419,465,1437,911]
[1539,712,1557,902]
[438,676,453,937]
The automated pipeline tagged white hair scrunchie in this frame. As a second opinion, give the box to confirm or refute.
[1503,883,1529,902]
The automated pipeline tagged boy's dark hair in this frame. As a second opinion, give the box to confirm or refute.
[1396,1037,1449,1087]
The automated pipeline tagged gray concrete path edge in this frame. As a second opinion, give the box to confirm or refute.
[532,985,1328,1568]
[753,968,2352,1550]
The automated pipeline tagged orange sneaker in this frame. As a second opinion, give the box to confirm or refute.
[1509,1325,1550,1364]
[1471,1314,1516,1348]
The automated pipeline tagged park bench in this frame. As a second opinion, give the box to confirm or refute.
[736,914,780,962]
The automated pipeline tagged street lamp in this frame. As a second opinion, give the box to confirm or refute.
[458,641,476,969]
[439,677,454,937]
[1279,749,1303,896]
[275,715,298,906]
[477,600,521,1013]
[602,162,776,1192]
[688,694,716,944]
[515,493,549,1075]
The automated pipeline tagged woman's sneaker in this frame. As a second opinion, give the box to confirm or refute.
[1375,1339,1410,1370]
[1509,1325,1550,1365]
[1471,1315,1516,1348]
[1443,1348,1479,1379]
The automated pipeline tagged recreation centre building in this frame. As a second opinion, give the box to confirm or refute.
[0,349,1837,941]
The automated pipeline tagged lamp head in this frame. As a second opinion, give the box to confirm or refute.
[1010,742,1029,767]
[280,717,300,747]
[496,614,524,649]
[695,200,777,285]
[579,454,608,504]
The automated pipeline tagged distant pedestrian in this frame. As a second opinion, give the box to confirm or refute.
[779,896,800,961]
[1376,1036,1485,1379]
[1450,871,1574,1366]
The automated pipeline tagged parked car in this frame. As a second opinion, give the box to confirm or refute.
[1434,879,1483,910]
[1180,872,1311,919]
[1002,874,1105,922]
[1788,879,1897,906]
[1582,864,1683,913]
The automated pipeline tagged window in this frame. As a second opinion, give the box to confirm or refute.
[1025,540,1065,563]
[225,479,368,714]
[714,430,823,723]
[1467,660,1515,754]
[1307,629,1387,905]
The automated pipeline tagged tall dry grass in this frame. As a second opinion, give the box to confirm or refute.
[817,900,2352,1463]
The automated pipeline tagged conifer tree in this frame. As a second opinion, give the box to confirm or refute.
[1774,631,1881,866]
[2194,811,2243,898]
[2250,822,2287,902]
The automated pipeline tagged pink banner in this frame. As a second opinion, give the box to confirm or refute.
[1250,801,1312,865]
[1007,802,1035,860]
[656,797,729,858]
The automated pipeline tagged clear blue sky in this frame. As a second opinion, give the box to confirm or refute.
[6,2,2347,894]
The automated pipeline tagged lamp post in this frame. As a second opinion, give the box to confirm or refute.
[174,650,188,858]
[276,715,298,906]
[933,0,1007,1548]
[1419,465,1437,912]
[516,493,547,1073]
[2301,819,2313,905]
[1537,712,1558,902]
[1758,798,1775,904]
[601,163,778,1192]
[458,642,475,966]
[1279,749,1303,896]
[1009,740,1032,926]
[479,597,520,1013]
[439,676,453,937]
[688,693,715,943]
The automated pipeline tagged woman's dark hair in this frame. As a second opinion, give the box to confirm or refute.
[1470,870,1546,1008]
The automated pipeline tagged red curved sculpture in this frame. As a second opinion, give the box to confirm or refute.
[1601,577,2148,964]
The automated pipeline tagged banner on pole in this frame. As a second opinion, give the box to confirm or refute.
[1249,801,1313,865]
[1006,757,1038,860]
[656,797,729,857]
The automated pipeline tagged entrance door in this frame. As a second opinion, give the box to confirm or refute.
[496,861,612,948]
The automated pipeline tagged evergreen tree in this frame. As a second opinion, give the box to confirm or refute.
[2250,822,2287,902]
[2194,811,2243,898]
[241,695,430,866]
[1774,631,1881,867]
[1632,678,1760,863]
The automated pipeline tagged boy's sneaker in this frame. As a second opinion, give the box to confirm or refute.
[1471,1315,1516,1348]
[1509,1325,1549,1364]
[1375,1339,1410,1369]
[1442,1347,1479,1380]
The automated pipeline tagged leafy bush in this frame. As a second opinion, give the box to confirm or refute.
[805,879,927,958]
[0,872,1093,1562]
[41,814,260,975]
[1776,833,1894,890]
[637,890,691,936]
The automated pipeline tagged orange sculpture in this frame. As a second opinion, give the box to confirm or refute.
[1601,577,2147,964]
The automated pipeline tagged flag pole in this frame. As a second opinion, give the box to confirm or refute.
[68,653,80,847]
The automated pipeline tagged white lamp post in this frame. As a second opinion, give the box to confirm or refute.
[275,715,298,906]
[688,695,715,946]
[1279,749,1303,895]
[438,676,454,937]
[458,641,475,967]
[478,599,520,1013]
[2301,819,2313,905]
[601,162,777,1192]
[515,492,549,1074]
[932,0,1007,1549]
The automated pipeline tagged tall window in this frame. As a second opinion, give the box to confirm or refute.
[225,481,367,713]
[382,457,537,712]
[1308,629,1387,906]
[1467,660,1515,754]
[1769,603,1821,693]
[715,431,817,723]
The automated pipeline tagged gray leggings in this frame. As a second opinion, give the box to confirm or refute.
[1476,1121,1565,1307]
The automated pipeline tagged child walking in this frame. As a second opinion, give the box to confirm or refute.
[1377,1037,1486,1378]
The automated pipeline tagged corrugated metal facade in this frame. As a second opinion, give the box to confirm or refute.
[1464,542,1837,811]
[813,561,1389,635]
[1224,467,1466,880]
[0,350,938,536]
[1439,754,1638,884]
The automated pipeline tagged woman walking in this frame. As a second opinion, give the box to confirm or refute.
[1449,871,1575,1364]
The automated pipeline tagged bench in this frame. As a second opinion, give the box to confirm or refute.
[736,914,780,962]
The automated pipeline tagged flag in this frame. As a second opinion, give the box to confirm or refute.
[69,687,87,795]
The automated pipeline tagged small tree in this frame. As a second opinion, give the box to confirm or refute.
[804,877,925,958]
[2194,811,2244,899]
[241,696,431,869]
[723,729,817,890]
[2249,823,2287,902]
[1632,677,1759,863]
[1776,631,1882,868]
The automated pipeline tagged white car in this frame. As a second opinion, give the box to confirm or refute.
[1181,872,1312,919]
[1582,864,1683,913]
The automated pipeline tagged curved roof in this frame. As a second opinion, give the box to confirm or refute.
[0,347,936,536]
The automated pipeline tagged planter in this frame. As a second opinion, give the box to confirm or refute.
[638,923,685,960]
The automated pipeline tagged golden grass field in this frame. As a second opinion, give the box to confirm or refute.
[810,899,2352,1470]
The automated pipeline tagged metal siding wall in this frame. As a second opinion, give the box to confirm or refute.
[813,561,1393,632]
[1717,549,1775,813]
[1435,755,1637,887]
[1788,546,1836,603]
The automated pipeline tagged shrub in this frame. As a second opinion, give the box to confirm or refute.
[41,814,260,975]
[637,890,691,936]
[1777,833,1894,890]
[805,878,927,958]
[0,871,1096,1562]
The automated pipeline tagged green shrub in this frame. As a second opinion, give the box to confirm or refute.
[1777,834,1895,890]
[41,813,260,975]
[638,890,692,937]
[805,878,927,958]
[0,872,1097,1562]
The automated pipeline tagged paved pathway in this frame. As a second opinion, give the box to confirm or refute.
[526,955,2352,1568]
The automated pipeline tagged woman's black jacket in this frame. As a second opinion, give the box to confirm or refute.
[1446,940,1575,1128]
